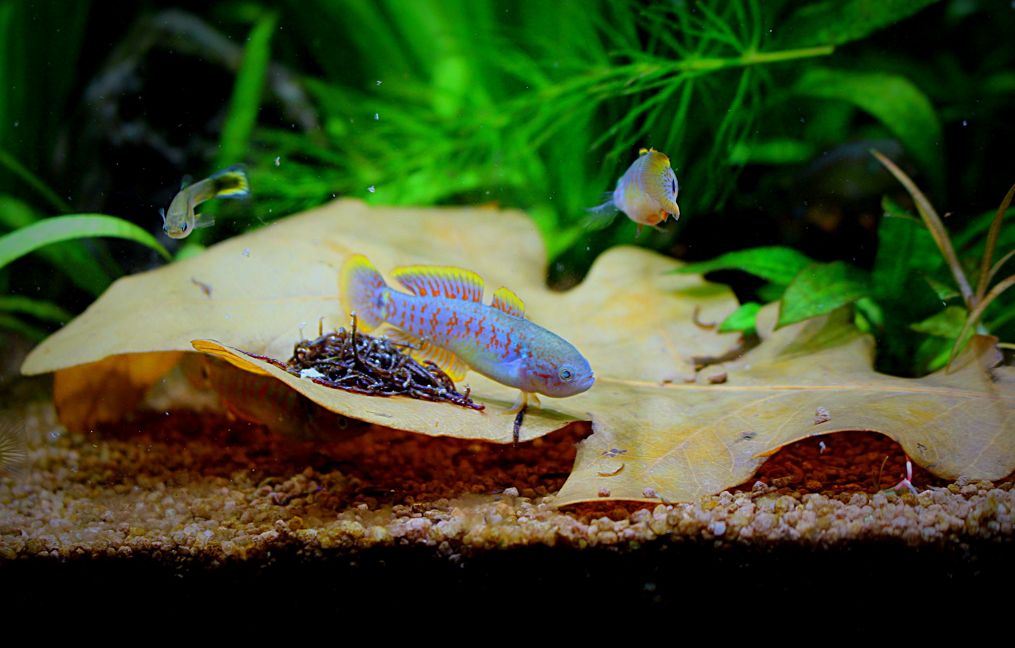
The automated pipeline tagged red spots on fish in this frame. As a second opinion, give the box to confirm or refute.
[463,316,474,335]
[476,318,486,337]
[530,369,552,383]
[420,303,428,314]
[445,311,460,336]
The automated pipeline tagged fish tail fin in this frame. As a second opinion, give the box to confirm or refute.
[585,192,617,215]
[0,413,27,476]
[208,165,251,199]
[584,192,618,230]
[339,254,389,331]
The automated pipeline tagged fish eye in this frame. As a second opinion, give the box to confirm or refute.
[558,366,574,382]
[181,222,190,232]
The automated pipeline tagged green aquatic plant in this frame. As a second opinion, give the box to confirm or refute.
[0,0,131,340]
[0,2,262,337]
[678,151,1015,376]
[0,215,169,270]
[5,0,1013,353]
[0,213,171,339]
[215,11,278,172]
[250,0,941,260]
[873,151,1015,369]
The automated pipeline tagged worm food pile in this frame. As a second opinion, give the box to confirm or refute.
[285,317,483,410]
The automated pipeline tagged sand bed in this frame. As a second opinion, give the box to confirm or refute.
[1,399,1013,612]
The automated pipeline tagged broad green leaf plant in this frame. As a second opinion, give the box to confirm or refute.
[678,151,1014,376]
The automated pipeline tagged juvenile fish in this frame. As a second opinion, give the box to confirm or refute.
[182,355,354,440]
[340,255,595,410]
[590,148,680,234]
[161,165,250,239]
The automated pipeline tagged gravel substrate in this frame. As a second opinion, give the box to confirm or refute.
[1,395,1013,613]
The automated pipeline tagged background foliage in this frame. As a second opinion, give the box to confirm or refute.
[0,0,1012,375]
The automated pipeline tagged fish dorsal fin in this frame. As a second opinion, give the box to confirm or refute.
[383,327,468,381]
[491,287,525,318]
[391,265,484,301]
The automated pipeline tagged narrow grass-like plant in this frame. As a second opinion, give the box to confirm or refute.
[871,151,1015,368]
[0,215,170,271]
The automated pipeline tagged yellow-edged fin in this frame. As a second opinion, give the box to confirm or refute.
[384,327,468,381]
[391,265,484,301]
[208,165,251,199]
[491,286,525,318]
[339,254,388,331]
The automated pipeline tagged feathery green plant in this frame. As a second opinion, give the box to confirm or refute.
[244,0,943,266]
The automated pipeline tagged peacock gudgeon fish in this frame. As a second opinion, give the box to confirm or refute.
[589,147,680,234]
[339,254,594,410]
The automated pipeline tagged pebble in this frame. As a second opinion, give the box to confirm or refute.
[2,405,1013,561]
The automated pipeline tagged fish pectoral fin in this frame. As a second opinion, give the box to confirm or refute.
[491,287,525,318]
[391,265,485,302]
[507,391,539,414]
[383,327,469,381]
[193,213,216,229]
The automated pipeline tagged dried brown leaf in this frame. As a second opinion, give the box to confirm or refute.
[23,199,1015,503]
[557,306,1014,505]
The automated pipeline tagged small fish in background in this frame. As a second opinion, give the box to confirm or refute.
[161,165,250,239]
[0,416,27,476]
[180,355,356,440]
[589,148,680,235]
[340,255,595,415]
